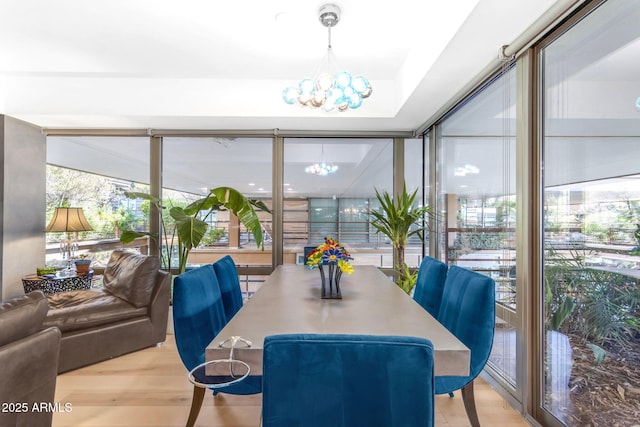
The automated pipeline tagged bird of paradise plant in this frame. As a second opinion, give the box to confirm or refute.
[120,187,270,274]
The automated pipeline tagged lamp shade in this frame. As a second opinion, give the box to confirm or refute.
[45,207,93,232]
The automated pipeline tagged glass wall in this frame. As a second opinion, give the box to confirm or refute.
[405,137,428,266]
[540,1,640,425]
[436,65,518,386]
[405,137,423,194]
[46,136,151,265]
[163,137,273,295]
[283,138,394,267]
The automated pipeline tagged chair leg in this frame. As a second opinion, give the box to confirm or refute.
[186,385,205,427]
[461,381,480,427]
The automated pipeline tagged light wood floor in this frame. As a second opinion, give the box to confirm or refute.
[53,335,531,427]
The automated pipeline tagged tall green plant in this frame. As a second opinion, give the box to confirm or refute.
[545,246,640,346]
[120,187,270,273]
[369,183,432,293]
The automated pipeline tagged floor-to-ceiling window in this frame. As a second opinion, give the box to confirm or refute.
[162,137,273,295]
[46,136,151,265]
[436,64,518,387]
[540,1,640,425]
[283,138,394,267]
[405,137,429,265]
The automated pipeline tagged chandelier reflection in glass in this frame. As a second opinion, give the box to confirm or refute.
[282,4,372,112]
[305,162,338,176]
[454,164,480,177]
[306,145,338,176]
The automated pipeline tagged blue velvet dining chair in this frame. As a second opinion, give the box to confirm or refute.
[262,334,435,427]
[413,256,448,318]
[173,264,261,427]
[435,265,496,427]
[212,255,244,321]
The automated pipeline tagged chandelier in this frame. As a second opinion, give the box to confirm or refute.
[282,3,372,112]
[305,145,338,176]
[454,164,480,177]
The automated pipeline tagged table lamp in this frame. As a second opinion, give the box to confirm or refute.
[45,207,93,260]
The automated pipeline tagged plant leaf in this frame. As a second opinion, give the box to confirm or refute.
[617,384,626,401]
[249,199,271,213]
[550,296,575,331]
[211,187,266,249]
[369,182,432,270]
[120,230,155,244]
[169,207,208,250]
[124,192,162,207]
[586,343,606,366]
[183,194,223,216]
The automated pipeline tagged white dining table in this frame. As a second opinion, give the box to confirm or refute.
[206,264,470,376]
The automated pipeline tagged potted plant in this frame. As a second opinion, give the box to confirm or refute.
[120,187,270,274]
[74,254,92,275]
[369,182,432,294]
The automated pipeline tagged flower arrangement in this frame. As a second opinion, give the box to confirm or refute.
[306,237,354,274]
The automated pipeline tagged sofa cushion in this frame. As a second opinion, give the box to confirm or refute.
[103,250,160,308]
[0,291,49,347]
[44,289,147,333]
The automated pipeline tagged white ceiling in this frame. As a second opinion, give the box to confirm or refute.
[0,0,563,132]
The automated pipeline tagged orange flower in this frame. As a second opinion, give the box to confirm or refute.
[305,237,354,273]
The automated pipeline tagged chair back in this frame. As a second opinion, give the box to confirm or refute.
[262,334,435,427]
[212,255,243,321]
[173,264,262,396]
[435,266,495,394]
[413,256,448,317]
[173,264,227,371]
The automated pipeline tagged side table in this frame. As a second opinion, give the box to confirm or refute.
[22,271,94,295]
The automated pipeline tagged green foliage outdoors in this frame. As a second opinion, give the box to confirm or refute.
[631,223,640,255]
[200,228,226,246]
[544,247,640,351]
[453,232,504,250]
[47,166,113,209]
[495,199,516,227]
[548,295,576,332]
[586,343,606,366]
[46,165,137,241]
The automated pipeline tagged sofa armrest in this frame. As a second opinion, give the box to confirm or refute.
[0,291,48,347]
[148,269,171,343]
[0,326,61,426]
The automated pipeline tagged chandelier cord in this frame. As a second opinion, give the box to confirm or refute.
[326,27,333,73]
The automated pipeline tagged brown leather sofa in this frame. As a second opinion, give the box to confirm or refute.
[42,250,171,373]
[0,291,61,427]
